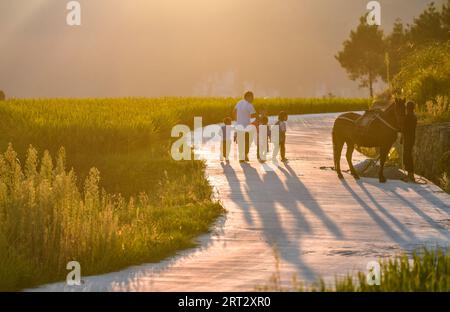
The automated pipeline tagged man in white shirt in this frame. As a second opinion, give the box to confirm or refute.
[233,91,257,162]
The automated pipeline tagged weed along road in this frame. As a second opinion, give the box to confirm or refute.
[32,113,450,291]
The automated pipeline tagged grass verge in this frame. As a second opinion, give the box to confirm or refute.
[257,248,449,291]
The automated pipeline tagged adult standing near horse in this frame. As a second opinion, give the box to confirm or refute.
[233,91,257,162]
[402,101,417,182]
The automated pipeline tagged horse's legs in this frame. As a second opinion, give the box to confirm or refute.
[379,145,389,183]
[346,142,360,179]
[333,132,345,179]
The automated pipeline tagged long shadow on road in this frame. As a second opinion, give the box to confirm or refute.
[222,161,349,282]
[280,164,344,240]
[238,163,316,281]
[340,179,409,246]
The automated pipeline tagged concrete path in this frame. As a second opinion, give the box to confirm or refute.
[32,113,450,291]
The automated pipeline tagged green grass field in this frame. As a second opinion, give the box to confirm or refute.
[0,97,369,195]
[0,97,369,291]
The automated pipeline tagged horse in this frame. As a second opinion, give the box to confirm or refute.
[332,98,406,183]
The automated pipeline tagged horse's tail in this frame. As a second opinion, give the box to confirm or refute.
[331,117,344,153]
[332,127,338,157]
[332,118,346,173]
[332,123,338,167]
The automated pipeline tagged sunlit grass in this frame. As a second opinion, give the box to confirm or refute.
[0,97,368,196]
[334,248,449,292]
[0,145,223,291]
[257,248,449,292]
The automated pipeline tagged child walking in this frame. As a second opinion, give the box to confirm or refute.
[220,117,232,162]
[274,111,288,162]
[257,115,271,162]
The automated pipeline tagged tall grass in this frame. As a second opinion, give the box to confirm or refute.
[0,97,369,147]
[0,144,223,291]
[257,248,449,292]
[334,249,449,292]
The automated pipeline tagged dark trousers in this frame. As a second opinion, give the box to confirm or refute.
[280,139,286,160]
[403,143,414,173]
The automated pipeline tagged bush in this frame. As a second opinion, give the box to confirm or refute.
[440,151,450,175]
[421,96,450,123]
[392,43,450,107]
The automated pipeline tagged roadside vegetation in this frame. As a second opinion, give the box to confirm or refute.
[258,248,449,292]
[0,145,223,291]
[393,43,450,124]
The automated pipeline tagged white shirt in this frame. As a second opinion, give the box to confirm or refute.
[234,100,256,127]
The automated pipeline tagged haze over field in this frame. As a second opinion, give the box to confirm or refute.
[0,0,444,98]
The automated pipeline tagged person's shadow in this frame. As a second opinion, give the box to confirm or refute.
[279,164,344,240]
[221,161,346,282]
[221,162,254,226]
[239,163,316,281]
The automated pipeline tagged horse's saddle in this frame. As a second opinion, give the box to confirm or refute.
[352,109,384,145]
[356,99,391,129]
[355,109,381,129]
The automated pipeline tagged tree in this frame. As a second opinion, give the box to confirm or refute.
[384,20,411,82]
[408,2,449,46]
[442,0,450,36]
[382,1,450,88]
[336,17,385,98]
[391,42,450,105]
[0,90,5,101]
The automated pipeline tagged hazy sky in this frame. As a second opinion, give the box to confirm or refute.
[0,0,444,98]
